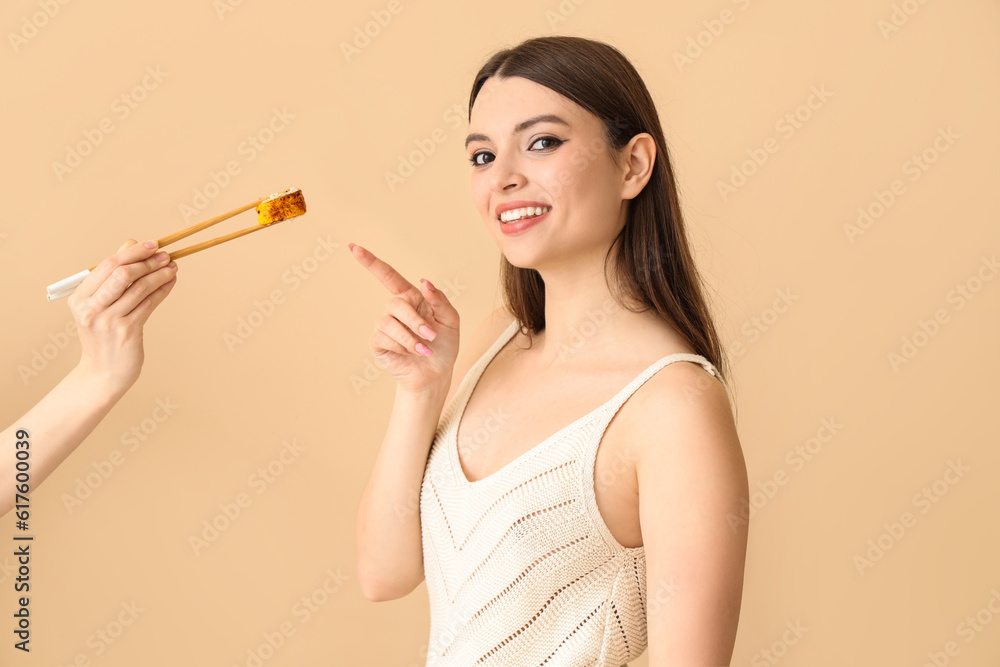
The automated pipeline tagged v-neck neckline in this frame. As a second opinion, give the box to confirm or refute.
[450,319,703,486]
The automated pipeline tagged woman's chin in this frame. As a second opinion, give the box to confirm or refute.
[500,251,541,271]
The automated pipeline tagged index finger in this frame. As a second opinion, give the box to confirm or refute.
[348,242,420,300]
[77,239,161,299]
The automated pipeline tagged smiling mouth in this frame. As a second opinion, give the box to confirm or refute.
[499,206,552,224]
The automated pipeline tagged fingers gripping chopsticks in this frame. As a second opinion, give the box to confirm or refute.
[44,188,307,301]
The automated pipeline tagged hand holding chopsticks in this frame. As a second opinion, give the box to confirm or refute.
[45,188,307,301]
[72,239,179,387]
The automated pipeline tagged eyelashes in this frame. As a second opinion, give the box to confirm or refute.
[468,136,564,167]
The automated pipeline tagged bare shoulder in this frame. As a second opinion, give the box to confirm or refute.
[442,305,517,408]
[626,360,743,478]
[630,360,749,662]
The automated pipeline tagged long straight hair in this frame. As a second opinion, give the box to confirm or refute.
[468,35,732,388]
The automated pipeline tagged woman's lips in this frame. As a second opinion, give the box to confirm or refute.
[498,208,550,235]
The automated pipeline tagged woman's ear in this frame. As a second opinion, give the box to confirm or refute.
[620,133,656,200]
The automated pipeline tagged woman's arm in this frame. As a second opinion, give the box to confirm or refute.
[355,383,449,601]
[0,239,178,518]
[632,362,749,666]
[348,242,464,602]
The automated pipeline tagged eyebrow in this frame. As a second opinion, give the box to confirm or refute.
[465,114,570,148]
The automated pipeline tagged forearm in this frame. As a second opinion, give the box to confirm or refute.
[0,366,126,518]
[355,384,447,601]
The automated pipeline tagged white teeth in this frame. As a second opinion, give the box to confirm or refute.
[500,206,551,223]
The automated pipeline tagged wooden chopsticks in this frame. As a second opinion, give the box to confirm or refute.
[45,193,292,301]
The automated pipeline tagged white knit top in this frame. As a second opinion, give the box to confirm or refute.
[419,318,727,666]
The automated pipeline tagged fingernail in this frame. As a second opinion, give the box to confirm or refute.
[144,240,157,249]
[422,278,436,293]
[418,324,436,341]
[168,261,177,269]
[415,343,433,357]
[154,251,169,262]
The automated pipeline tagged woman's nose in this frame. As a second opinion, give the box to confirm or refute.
[489,154,527,192]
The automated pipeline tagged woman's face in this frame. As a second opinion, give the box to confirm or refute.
[466,75,630,272]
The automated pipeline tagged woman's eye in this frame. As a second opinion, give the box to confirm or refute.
[469,151,493,167]
[530,136,562,151]
[468,137,562,167]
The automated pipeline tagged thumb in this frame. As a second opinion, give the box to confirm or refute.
[117,238,139,252]
[419,278,459,328]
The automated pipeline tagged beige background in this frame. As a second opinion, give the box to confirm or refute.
[1,0,998,664]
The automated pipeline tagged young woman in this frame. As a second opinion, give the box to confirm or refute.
[0,240,178,518]
[354,35,748,666]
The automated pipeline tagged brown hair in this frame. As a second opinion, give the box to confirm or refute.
[469,35,732,389]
